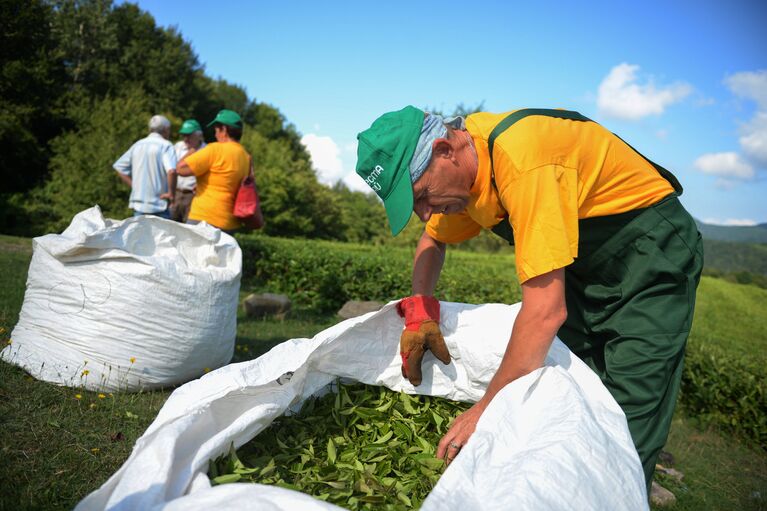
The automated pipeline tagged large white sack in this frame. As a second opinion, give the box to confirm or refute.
[76,301,648,511]
[1,206,240,391]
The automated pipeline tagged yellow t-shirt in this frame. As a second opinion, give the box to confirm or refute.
[425,111,675,284]
[185,141,250,230]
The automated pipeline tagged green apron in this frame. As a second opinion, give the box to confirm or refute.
[487,109,704,489]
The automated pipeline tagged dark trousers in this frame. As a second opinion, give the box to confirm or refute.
[171,189,195,223]
[557,195,704,490]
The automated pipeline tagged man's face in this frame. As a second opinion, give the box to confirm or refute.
[410,131,477,223]
[185,133,203,148]
[411,160,472,223]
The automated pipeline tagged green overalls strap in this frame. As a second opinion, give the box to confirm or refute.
[486,108,684,244]
[484,109,704,491]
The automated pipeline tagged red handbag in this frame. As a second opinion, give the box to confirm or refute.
[233,174,258,219]
[233,162,264,230]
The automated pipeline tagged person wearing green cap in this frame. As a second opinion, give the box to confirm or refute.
[177,109,263,232]
[171,119,206,222]
[355,106,703,493]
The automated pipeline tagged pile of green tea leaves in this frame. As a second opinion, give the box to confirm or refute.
[208,381,471,510]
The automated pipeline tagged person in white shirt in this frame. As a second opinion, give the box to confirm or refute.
[171,119,206,222]
[114,115,177,218]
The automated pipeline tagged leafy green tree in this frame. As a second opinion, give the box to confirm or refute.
[331,183,388,243]
[0,0,66,192]
[243,130,345,239]
[23,89,151,234]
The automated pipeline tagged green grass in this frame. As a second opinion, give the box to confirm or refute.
[661,414,767,510]
[689,277,767,363]
[1,233,765,510]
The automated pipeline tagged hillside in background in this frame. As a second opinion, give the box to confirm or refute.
[695,219,767,244]
[703,239,767,276]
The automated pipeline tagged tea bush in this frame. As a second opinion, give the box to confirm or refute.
[681,342,766,450]
[238,235,521,313]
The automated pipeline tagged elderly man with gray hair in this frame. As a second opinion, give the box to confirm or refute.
[114,114,178,218]
[355,105,703,495]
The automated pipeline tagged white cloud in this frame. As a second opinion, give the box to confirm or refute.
[693,70,767,186]
[693,152,754,179]
[301,133,344,184]
[597,63,692,120]
[740,111,767,165]
[341,172,371,193]
[725,70,767,166]
[301,133,370,192]
[725,70,767,109]
[702,217,758,226]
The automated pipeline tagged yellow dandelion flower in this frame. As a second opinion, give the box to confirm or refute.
[204,367,211,373]
[91,448,100,454]
[109,393,114,398]
[130,357,136,364]
[81,369,90,377]
[98,393,106,399]
[89,403,96,409]
[74,394,82,400]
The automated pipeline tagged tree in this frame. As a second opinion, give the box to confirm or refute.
[23,89,151,234]
[243,130,345,239]
[0,0,66,193]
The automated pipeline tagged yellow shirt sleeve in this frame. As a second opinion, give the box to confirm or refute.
[425,210,482,244]
[500,163,580,284]
[184,144,216,177]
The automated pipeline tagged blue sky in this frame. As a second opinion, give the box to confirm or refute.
[133,0,767,225]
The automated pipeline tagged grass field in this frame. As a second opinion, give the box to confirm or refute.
[689,276,767,362]
[1,233,765,510]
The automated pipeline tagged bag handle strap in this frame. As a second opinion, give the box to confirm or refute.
[485,109,684,246]
[487,108,683,196]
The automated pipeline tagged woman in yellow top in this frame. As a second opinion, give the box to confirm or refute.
[177,109,262,233]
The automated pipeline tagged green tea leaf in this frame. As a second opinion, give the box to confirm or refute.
[327,438,337,464]
[212,473,241,485]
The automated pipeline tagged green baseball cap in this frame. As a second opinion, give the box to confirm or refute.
[207,109,243,129]
[356,105,424,236]
[178,119,202,135]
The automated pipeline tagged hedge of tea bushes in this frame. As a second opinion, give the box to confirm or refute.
[681,341,766,450]
[237,234,521,313]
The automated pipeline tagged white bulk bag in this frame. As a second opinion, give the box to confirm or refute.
[1,206,240,391]
[76,301,648,510]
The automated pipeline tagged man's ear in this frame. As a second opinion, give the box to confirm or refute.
[431,138,452,159]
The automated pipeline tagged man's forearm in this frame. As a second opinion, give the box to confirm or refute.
[412,230,446,296]
[168,171,177,197]
[115,171,131,187]
[478,269,567,408]
[176,161,193,177]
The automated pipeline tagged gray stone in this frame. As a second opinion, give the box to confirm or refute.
[242,293,292,319]
[337,300,384,319]
[650,481,677,508]
[656,464,684,483]
[658,450,675,467]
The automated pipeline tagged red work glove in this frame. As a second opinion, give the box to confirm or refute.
[396,296,451,386]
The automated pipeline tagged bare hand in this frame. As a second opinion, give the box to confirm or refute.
[437,401,488,466]
[160,192,172,200]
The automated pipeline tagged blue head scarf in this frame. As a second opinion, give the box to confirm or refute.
[408,114,465,183]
